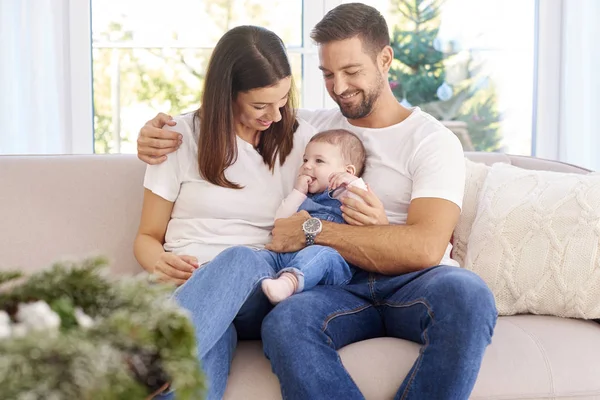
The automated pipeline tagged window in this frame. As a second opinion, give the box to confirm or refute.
[91,0,310,154]
[89,0,536,155]
[345,0,536,155]
[3,0,541,157]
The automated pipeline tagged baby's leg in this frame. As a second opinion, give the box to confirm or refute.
[261,245,353,304]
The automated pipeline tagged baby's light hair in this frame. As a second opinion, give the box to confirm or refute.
[309,129,366,176]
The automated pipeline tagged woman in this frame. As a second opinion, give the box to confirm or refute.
[134,26,316,399]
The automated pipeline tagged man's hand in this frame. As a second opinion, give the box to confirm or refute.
[152,253,199,286]
[266,210,311,253]
[341,185,389,226]
[294,174,313,194]
[137,113,181,165]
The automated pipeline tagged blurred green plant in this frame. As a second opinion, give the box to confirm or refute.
[0,257,205,399]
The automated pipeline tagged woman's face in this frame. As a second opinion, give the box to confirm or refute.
[234,76,292,132]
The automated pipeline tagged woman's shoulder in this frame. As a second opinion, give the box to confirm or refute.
[168,112,200,151]
[170,112,198,138]
[159,112,198,164]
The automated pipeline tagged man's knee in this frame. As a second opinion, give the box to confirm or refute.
[431,268,497,325]
[262,294,327,348]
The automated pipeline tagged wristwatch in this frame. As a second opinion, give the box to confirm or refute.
[302,217,322,246]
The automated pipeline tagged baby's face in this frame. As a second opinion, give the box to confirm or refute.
[300,141,348,193]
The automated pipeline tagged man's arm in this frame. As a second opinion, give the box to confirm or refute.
[317,197,460,274]
[267,197,460,274]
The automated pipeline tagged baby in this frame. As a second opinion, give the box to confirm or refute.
[260,129,368,304]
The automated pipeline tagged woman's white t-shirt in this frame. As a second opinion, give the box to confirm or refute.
[143,112,316,265]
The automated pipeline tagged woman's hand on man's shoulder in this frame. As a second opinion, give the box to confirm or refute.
[137,112,182,165]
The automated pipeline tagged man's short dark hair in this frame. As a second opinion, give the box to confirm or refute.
[310,3,390,57]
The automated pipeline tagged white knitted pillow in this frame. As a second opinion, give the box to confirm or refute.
[464,163,600,319]
[452,158,490,267]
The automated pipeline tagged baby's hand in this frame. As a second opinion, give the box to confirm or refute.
[294,174,313,194]
[328,172,358,191]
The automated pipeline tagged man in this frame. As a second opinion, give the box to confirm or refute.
[137,3,497,399]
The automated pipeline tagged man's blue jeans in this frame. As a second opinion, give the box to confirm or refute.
[262,266,498,400]
[160,246,497,400]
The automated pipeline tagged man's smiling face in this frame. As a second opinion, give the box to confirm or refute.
[318,36,386,120]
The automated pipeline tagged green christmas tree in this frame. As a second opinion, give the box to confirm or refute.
[388,0,502,152]
[388,0,447,105]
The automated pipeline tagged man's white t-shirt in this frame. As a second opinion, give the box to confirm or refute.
[143,112,315,265]
[297,107,465,267]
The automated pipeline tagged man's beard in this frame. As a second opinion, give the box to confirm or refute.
[335,77,384,120]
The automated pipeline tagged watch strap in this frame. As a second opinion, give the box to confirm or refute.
[305,232,316,246]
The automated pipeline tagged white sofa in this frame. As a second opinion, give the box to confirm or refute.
[1,152,599,400]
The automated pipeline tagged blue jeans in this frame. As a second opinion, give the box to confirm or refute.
[156,246,277,400]
[262,266,498,400]
[260,245,355,292]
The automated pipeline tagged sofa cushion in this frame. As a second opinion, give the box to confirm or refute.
[453,158,490,267]
[0,155,146,275]
[224,316,600,400]
[472,316,600,399]
[464,163,600,319]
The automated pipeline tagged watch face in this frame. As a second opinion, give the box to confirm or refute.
[303,218,321,234]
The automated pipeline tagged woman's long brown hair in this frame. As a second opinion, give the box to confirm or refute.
[195,26,299,189]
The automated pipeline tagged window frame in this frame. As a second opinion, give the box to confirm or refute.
[532,0,562,159]
[69,0,94,153]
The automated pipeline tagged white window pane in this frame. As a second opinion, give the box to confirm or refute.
[92,0,303,47]
[437,0,536,155]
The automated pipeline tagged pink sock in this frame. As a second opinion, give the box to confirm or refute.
[261,272,299,304]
